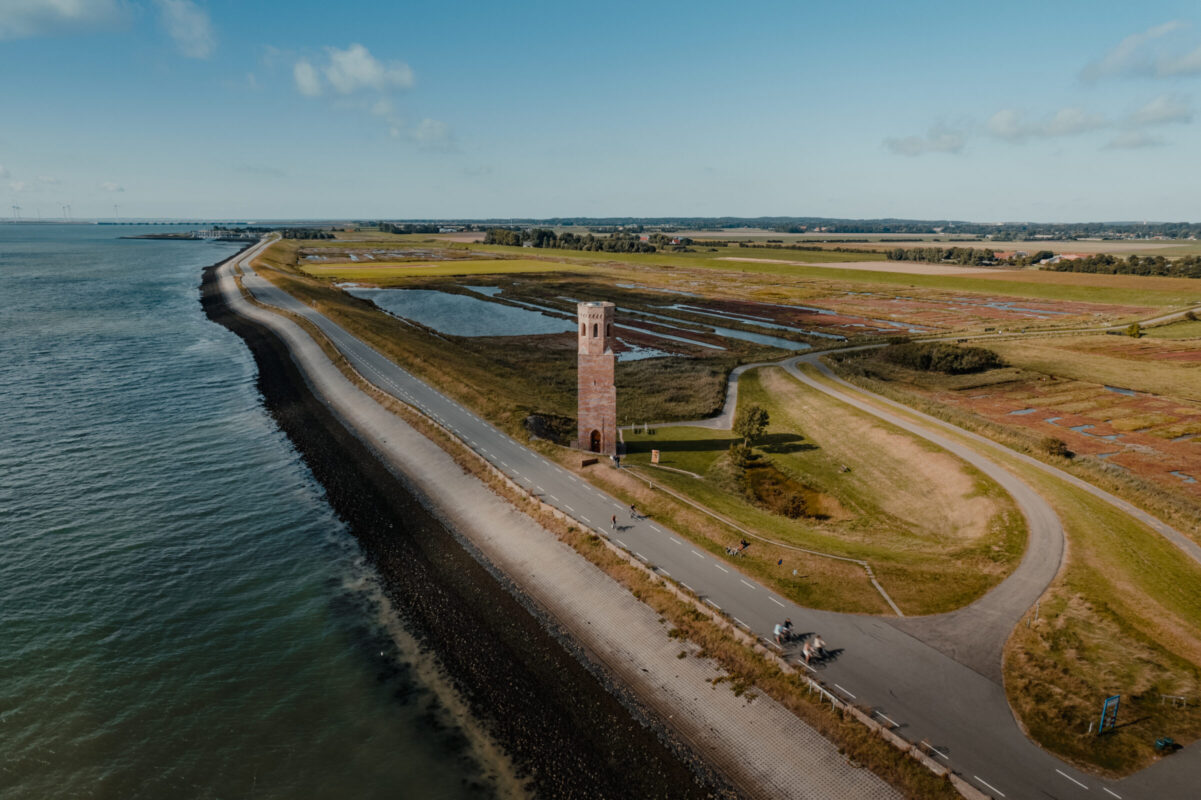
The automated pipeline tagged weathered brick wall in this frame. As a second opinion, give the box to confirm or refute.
[577,302,617,455]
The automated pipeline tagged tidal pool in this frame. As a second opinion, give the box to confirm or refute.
[346,287,576,337]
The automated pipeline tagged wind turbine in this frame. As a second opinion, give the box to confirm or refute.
[10,205,20,220]
[113,204,120,222]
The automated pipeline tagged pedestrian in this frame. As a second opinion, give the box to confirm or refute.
[610,514,617,529]
[773,622,785,646]
[629,504,637,519]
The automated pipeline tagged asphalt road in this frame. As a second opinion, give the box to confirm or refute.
[223,240,1195,799]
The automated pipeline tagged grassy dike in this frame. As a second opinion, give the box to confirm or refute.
[813,361,1201,775]
[230,261,963,799]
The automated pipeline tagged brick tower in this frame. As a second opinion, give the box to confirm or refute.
[577,301,617,456]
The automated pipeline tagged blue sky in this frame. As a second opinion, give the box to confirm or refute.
[2,0,1200,221]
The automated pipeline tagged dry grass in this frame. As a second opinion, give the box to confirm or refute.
[805,358,1201,773]
[987,336,1201,402]
[614,369,1025,615]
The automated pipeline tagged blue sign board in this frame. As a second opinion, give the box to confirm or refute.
[1099,694,1120,734]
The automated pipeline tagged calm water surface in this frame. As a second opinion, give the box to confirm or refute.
[0,225,504,799]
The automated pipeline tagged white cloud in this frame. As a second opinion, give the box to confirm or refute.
[1105,131,1165,149]
[155,0,215,59]
[1080,20,1186,81]
[408,118,453,150]
[9,181,28,192]
[883,125,965,156]
[1128,94,1193,126]
[293,59,322,96]
[1159,44,1201,77]
[987,106,1106,142]
[323,43,414,94]
[371,98,394,117]
[100,181,124,192]
[0,164,9,179]
[36,175,60,186]
[0,0,123,40]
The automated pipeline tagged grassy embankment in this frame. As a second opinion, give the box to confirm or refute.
[252,239,762,432]
[810,359,1201,774]
[1144,318,1201,339]
[984,335,1201,403]
[606,368,1025,616]
[832,343,1201,540]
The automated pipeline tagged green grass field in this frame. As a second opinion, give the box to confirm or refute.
[619,368,1024,615]
[1145,318,1201,339]
[803,361,1201,774]
[287,233,1201,311]
[300,258,591,279]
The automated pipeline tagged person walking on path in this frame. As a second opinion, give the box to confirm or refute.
[610,514,617,530]
[629,504,637,520]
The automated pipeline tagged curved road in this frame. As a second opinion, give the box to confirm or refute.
[220,239,1198,799]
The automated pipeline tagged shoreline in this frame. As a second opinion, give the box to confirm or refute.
[199,259,737,798]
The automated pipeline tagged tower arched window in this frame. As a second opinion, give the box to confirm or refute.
[606,324,611,337]
[580,323,585,336]
[592,323,598,337]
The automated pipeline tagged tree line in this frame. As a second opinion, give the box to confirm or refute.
[484,228,658,253]
[1045,253,1201,278]
[886,246,1201,277]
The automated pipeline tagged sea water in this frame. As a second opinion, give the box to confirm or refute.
[0,225,501,799]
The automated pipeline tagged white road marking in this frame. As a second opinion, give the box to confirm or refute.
[927,745,949,761]
[548,495,560,502]
[714,564,729,573]
[1056,770,1088,790]
[535,486,545,493]
[705,599,722,610]
[681,583,694,592]
[499,461,509,467]
[669,537,683,545]
[616,539,628,548]
[659,570,671,577]
[833,684,856,699]
[973,776,1005,797]
[581,517,592,524]
[769,597,785,607]
[635,553,648,561]
[1102,789,1122,799]
[564,505,574,512]
[874,712,898,728]
[691,550,706,559]
[733,618,748,628]
[739,579,755,589]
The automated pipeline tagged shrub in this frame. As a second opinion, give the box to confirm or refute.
[877,342,1005,374]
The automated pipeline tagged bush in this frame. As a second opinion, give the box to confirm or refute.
[877,342,1005,374]
[1040,437,1074,459]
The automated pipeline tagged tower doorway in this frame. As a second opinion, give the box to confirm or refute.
[589,429,601,452]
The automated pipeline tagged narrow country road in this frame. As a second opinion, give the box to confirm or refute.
[222,239,1198,799]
